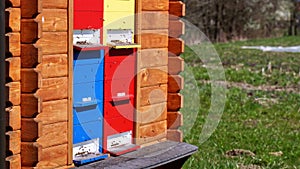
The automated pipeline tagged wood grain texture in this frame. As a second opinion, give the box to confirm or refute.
[6,0,21,7]
[167,93,183,111]
[36,32,68,55]
[139,66,168,87]
[168,56,184,75]
[35,77,68,101]
[21,0,42,18]
[42,9,68,32]
[137,102,167,125]
[6,106,21,131]
[169,1,185,17]
[141,0,169,11]
[5,154,21,169]
[167,112,183,129]
[21,69,38,93]
[21,44,41,68]
[141,29,168,49]
[37,122,68,148]
[21,142,38,166]
[139,48,168,68]
[169,20,185,38]
[168,75,184,93]
[140,84,167,106]
[6,32,20,56]
[167,129,182,142]
[6,82,21,106]
[21,118,39,142]
[141,11,169,30]
[35,100,68,124]
[5,57,21,81]
[21,94,39,118]
[21,18,41,43]
[138,120,167,144]
[6,130,21,155]
[39,144,68,166]
[36,54,68,78]
[5,8,20,32]
[43,0,68,9]
[168,38,184,55]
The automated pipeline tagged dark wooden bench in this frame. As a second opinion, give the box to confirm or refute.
[77,141,198,169]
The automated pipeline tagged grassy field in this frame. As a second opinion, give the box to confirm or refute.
[181,36,300,169]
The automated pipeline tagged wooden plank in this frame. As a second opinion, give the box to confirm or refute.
[21,142,38,166]
[137,102,167,125]
[21,118,39,142]
[168,75,184,93]
[167,93,183,111]
[35,100,68,124]
[169,20,185,38]
[141,29,168,49]
[5,154,21,169]
[142,0,169,11]
[167,112,183,129]
[21,18,42,44]
[21,69,38,93]
[138,120,167,144]
[21,44,41,68]
[139,66,168,87]
[169,1,185,18]
[36,32,68,55]
[6,130,21,154]
[35,54,68,78]
[6,82,21,106]
[141,11,168,30]
[37,122,68,148]
[35,77,68,101]
[21,94,39,118]
[41,9,68,32]
[40,144,68,166]
[5,57,21,81]
[6,32,20,56]
[168,38,184,55]
[6,106,21,131]
[43,0,68,9]
[5,8,20,32]
[6,0,20,7]
[140,84,167,106]
[167,129,182,142]
[168,56,184,75]
[139,48,168,68]
[21,0,42,18]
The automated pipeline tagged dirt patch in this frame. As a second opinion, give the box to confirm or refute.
[239,164,261,169]
[225,149,255,158]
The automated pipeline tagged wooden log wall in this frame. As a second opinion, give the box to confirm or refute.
[5,0,22,168]
[167,0,185,142]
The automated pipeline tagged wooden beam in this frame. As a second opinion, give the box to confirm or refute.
[41,9,68,32]
[6,82,21,106]
[169,1,185,18]
[35,100,68,124]
[6,0,20,7]
[141,11,169,30]
[35,54,68,78]
[139,66,168,87]
[21,44,41,68]
[21,68,38,93]
[5,57,21,81]
[137,120,167,145]
[6,130,21,155]
[168,56,184,75]
[5,8,20,32]
[21,18,42,43]
[167,112,183,129]
[139,48,168,69]
[21,142,38,166]
[141,0,169,11]
[6,32,20,56]
[168,75,184,93]
[42,0,68,9]
[169,20,185,38]
[21,0,42,18]
[137,102,167,125]
[167,129,182,142]
[139,84,167,106]
[35,32,68,55]
[35,77,68,101]
[168,38,184,55]
[6,106,21,131]
[21,118,39,142]
[21,94,39,118]
[38,144,68,167]
[167,93,183,111]
[141,29,168,49]
[5,154,21,169]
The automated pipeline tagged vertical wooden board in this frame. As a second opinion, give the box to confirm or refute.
[21,44,41,68]
[6,32,20,56]
[6,0,21,7]
[6,106,21,131]
[167,93,183,111]
[141,11,169,30]
[168,38,184,55]
[139,120,167,140]
[140,84,167,106]
[21,19,41,43]
[139,66,168,87]
[167,129,182,142]
[6,82,21,106]
[21,0,42,18]
[35,77,68,101]
[6,130,21,155]
[21,142,38,166]
[6,154,21,169]
[21,69,38,93]
[42,9,68,32]
[35,54,68,78]
[35,100,68,124]
[168,56,184,75]
[36,32,68,55]
[168,75,184,93]
[40,144,68,166]
[141,29,168,49]
[169,1,185,17]
[21,118,39,142]
[167,112,183,129]
[21,94,39,118]
[141,0,169,11]
[169,20,185,38]
[43,0,68,9]
[5,8,21,32]
[139,48,168,68]
[37,122,68,148]
[137,102,167,125]
[5,57,21,81]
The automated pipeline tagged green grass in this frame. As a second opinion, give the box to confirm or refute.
[181,36,300,168]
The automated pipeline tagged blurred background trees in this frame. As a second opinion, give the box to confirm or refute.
[183,0,300,42]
